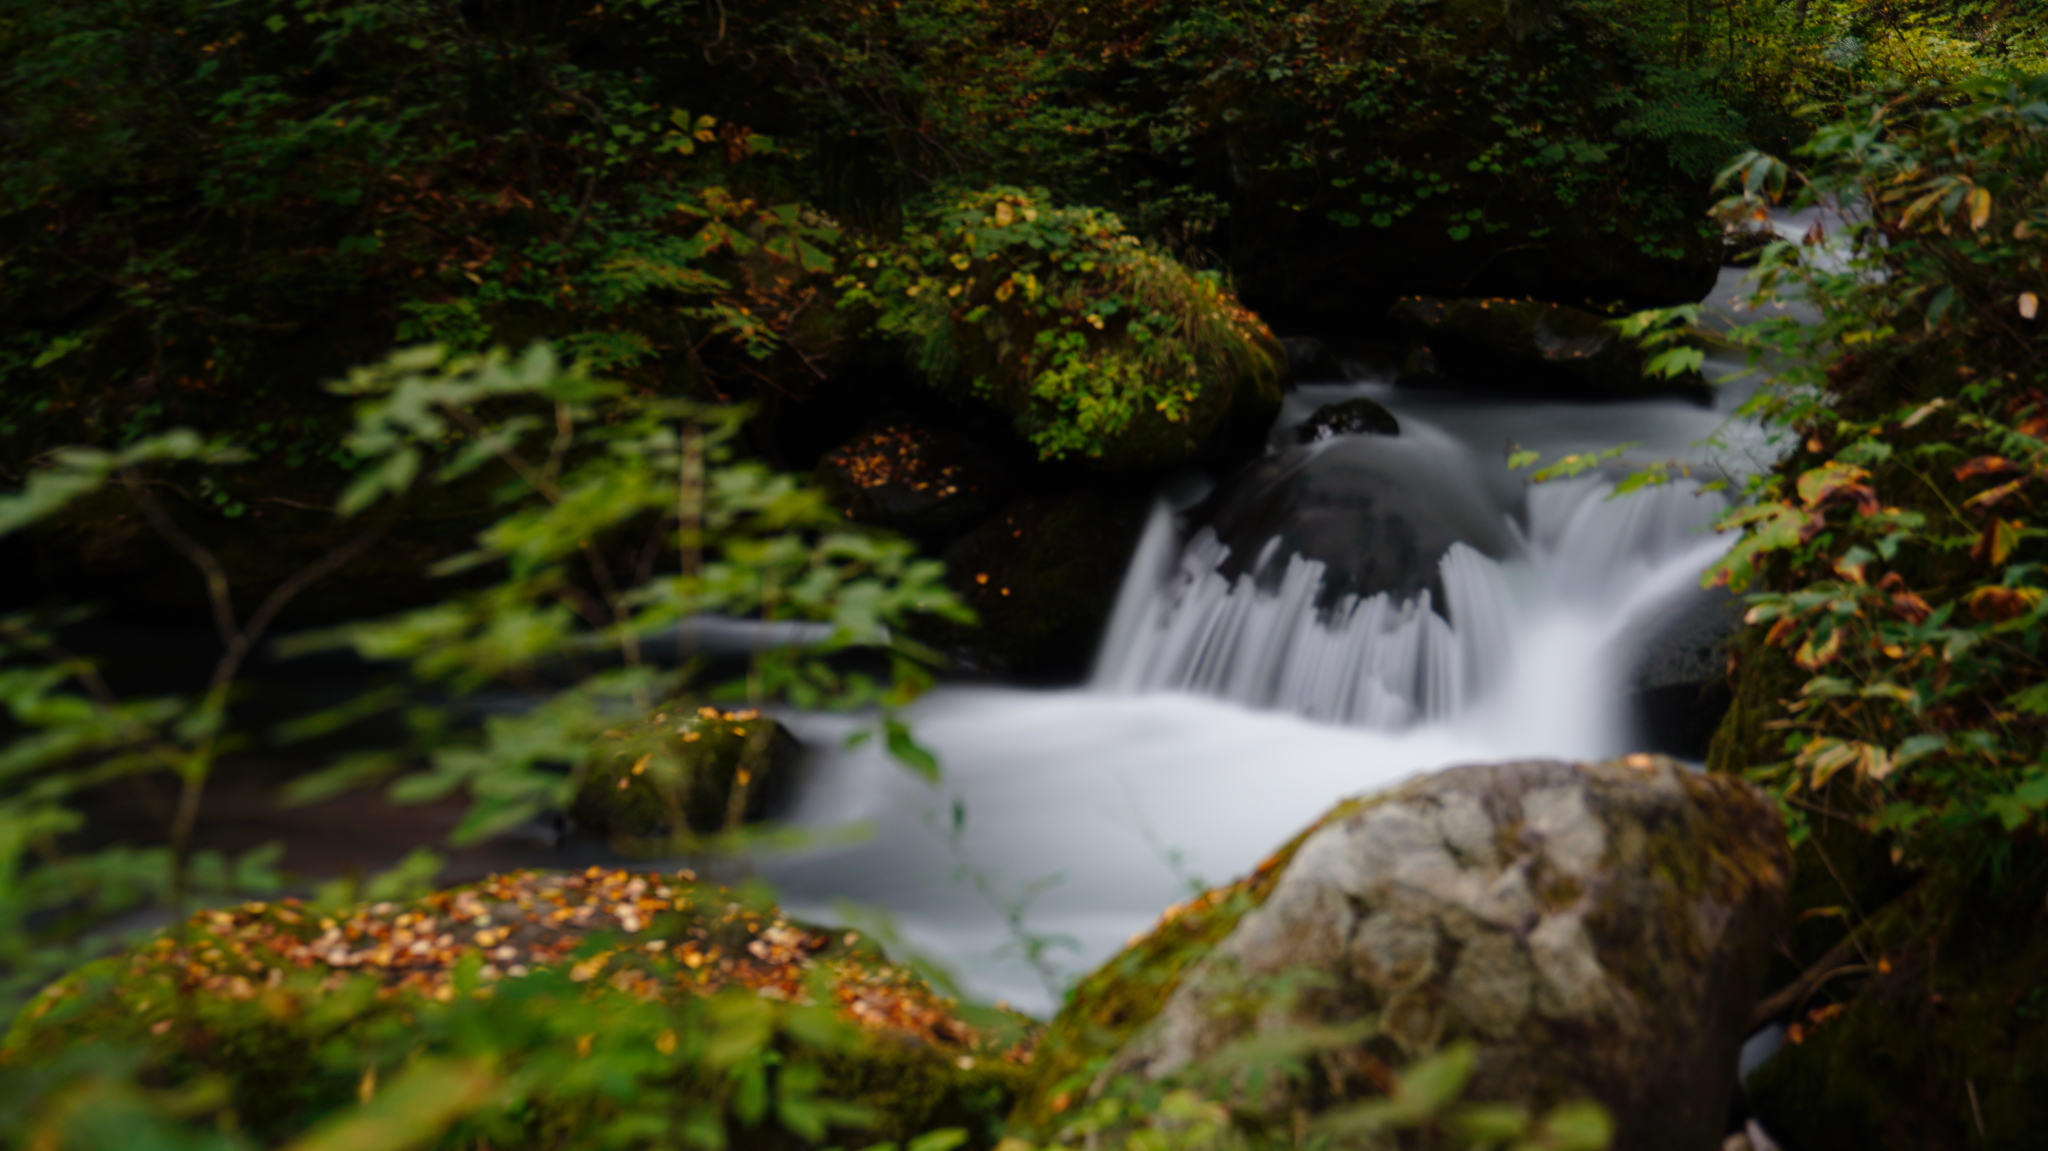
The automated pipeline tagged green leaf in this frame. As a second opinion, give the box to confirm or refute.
[1535,1100,1615,1151]
[280,1058,499,1151]
[31,335,83,369]
[907,1130,969,1151]
[883,717,940,784]
[1644,345,1705,378]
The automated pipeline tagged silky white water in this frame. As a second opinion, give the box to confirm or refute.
[760,271,1779,1016]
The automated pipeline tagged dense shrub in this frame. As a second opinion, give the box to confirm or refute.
[843,187,1282,467]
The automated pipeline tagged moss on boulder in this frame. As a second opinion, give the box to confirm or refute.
[848,188,1285,471]
[6,868,1035,1148]
[574,707,802,843]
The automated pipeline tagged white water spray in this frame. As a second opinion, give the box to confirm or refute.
[762,280,1774,1014]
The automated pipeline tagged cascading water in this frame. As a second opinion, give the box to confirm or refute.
[759,270,1785,1015]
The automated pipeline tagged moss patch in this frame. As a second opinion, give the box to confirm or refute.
[575,707,798,843]
[6,868,1036,1148]
[1010,796,1372,1132]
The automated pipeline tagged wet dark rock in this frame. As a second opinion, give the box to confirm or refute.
[1397,343,1443,388]
[813,420,1014,547]
[1297,397,1400,443]
[1206,436,1519,613]
[1279,336,1345,384]
[923,485,1153,681]
[1020,755,1791,1151]
[1390,296,1710,402]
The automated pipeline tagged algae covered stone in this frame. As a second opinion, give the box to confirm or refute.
[1019,755,1790,1151]
[575,706,800,843]
[8,868,1034,1148]
[845,187,1285,471]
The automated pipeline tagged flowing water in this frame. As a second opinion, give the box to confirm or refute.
[760,269,1790,1015]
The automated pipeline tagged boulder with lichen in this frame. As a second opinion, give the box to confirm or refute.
[1017,755,1791,1151]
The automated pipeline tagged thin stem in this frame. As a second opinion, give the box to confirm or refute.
[678,423,705,670]
[121,471,410,930]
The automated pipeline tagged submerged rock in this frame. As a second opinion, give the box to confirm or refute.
[814,420,1011,546]
[1206,433,1519,613]
[1297,397,1401,442]
[1020,755,1790,1151]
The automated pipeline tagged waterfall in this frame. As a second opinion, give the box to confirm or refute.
[1093,531,1510,727]
[760,280,1776,1014]
[1092,428,1729,737]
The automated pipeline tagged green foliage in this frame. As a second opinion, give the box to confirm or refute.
[1,869,1023,1150]
[1012,1034,1609,1151]
[842,188,1281,465]
[0,340,974,1145]
[1602,0,2048,153]
[0,0,843,485]
[1697,72,2048,876]
[283,342,968,845]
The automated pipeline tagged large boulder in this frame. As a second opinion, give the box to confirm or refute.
[923,484,1155,681]
[1204,433,1520,614]
[846,187,1286,471]
[9,868,1034,1147]
[1020,755,1791,1151]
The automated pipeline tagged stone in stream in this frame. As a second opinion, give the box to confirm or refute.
[1206,434,1520,614]
[1018,754,1791,1151]
[1298,396,1401,442]
[573,705,804,842]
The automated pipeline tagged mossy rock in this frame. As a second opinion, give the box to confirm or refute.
[575,706,802,843]
[854,188,1286,471]
[926,484,1153,681]
[1741,857,2048,1151]
[1014,756,1791,1151]
[5,868,1035,1148]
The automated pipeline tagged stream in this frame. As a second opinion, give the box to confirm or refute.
[759,264,1799,1016]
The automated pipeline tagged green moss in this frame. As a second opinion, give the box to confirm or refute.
[846,187,1285,470]
[573,706,794,842]
[5,869,1036,1149]
[1010,796,1373,1132]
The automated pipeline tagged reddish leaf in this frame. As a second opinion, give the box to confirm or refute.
[1972,519,2023,566]
[1962,477,2028,510]
[1954,456,2020,481]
